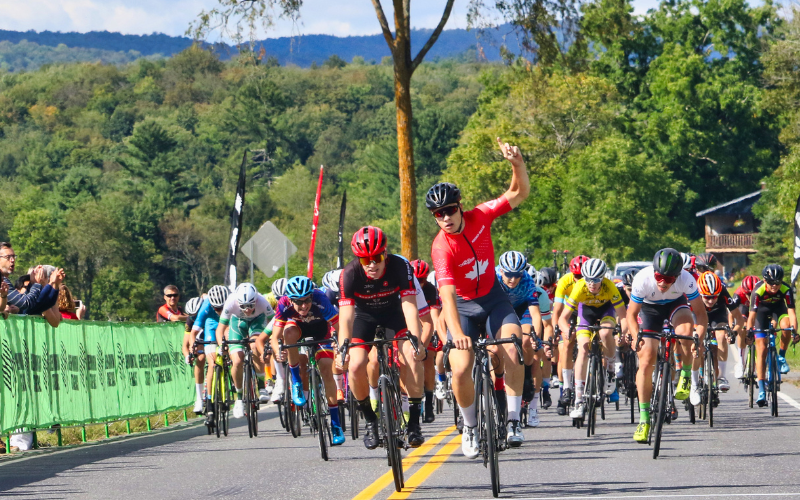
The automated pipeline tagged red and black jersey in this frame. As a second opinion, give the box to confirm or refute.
[707,285,741,314]
[420,281,442,311]
[339,254,416,314]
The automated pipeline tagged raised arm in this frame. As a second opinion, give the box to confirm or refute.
[496,137,530,209]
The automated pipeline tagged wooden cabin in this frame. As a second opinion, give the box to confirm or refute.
[695,190,761,275]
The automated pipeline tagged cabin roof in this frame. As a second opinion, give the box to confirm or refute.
[695,190,761,217]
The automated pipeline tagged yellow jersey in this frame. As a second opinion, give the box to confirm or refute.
[554,273,579,305]
[564,278,624,310]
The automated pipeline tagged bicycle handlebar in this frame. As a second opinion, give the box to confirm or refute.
[476,334,524,365]
[281,337,333,350]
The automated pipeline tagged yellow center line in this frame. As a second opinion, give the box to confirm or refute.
[352,426,456,500]
[387,434,463,500]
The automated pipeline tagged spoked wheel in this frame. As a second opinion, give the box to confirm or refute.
[381,377,404,492]
[286,383,301,438]
[349,391,360,440]
[245,367,258,438]
[481,374,500,498]
[599,369,606,422]
[214,366,223,438]
[312,370,329,461]
[586,364,596,438]
[652,362,670,459]
[770,351,779,418]
[706,347,715,428]
[436,397,443,414]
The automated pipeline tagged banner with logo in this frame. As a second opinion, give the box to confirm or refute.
[0,316,193,434]
[791,193,800,285]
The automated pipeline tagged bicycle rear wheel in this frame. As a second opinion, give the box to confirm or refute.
[312,369,329,461]
[747,347,755,408]
[349,390,360,440]
[653,362,670,459]
[381,376,404,492]
[481,371,500,498]
[285,376,300,438]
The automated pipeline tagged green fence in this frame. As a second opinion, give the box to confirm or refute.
[0,316,194,435]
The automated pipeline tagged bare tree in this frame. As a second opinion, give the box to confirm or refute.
[190,0,456,259]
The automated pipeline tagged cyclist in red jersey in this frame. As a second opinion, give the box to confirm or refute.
[428,138,530,457]
[732,275,759,378]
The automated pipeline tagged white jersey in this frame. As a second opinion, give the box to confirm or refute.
[630,266,700,305]
[412,275,430,317]
[219,293,275,322]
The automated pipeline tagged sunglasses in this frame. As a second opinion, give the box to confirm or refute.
[359,253,386,266]
[765,279,782,286]
[584,277,603,285]
[654,272,677,284]
[503,271,524,279]
[291,296,313,306]
[431,205,459,219]
[165,294,179,298]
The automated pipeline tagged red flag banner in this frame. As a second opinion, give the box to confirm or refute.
[308,165,324,279]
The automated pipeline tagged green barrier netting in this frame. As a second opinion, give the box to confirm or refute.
[0,316,194,434]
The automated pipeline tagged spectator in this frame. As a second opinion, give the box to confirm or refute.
[0,242,44,313]
[157,285,188,323]
[0,279,7,319]
[23,265,64,328]
[58,285,84,320]
[14,275,30,293]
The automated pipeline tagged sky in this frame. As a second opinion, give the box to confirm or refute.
[0,0,667,40]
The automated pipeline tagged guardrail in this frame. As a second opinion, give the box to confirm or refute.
[1,316,194,450]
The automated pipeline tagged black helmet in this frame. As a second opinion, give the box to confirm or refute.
[425,182,461,210]
[622,268,638,286]
[536,267,558,287]
[653,248,683,277]
[762,264,784,285]
[695,252,718,272]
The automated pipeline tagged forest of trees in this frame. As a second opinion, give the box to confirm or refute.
[1,0,798,321]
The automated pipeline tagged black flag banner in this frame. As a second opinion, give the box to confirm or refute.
[792,193,800,285]
[224,151,247,289]
[336,191,347,269]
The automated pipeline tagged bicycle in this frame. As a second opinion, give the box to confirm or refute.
[741,331,757,408]
[520,333,552,427]
[281,337,337,461]
[200,340,234,438]
[696,326,728,427]
[618,342,638,424]
[575,324,619,437]
[341,328,418,492]
[750,325,796,417]
[642,327,700,459]
[224,337,260,438]
[443,341,460,430]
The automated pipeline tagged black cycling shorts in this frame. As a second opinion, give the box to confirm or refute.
[352,309,408,348]
[753,302,789,331]
[707,306,730,328]
[285,317,331,341]
[639,296,690,334]
[455,279,520,341]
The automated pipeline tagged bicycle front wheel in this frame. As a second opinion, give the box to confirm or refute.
[770,349,779,417]
[244,365,255,438]
[381,376,404,492]
[213,364,223,438]
[312,368,329,461]
[349,390,360,440]
[653,361,670,459]
[746,346,755,408]
[482,373,500,498]
[586,359,596,438]
[706,348,715,428]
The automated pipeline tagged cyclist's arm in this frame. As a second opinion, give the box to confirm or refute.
[497,138,530,208]
[420,311,434,348]
[627,301,642,339]
[688,295,708,339]
[401,294,422,341]
[182,331,193,357]
[269,323,285,357]
[527,304,543,339]
[788,307,798,331]
[337,304,355,345]
[746,309,756,331]
[729,307,745,334]
[614,303,628,335]
[255,331,270,359]
[216,323,229,347]
[439,284,468,348]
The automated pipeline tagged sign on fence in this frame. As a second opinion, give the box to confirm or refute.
[0,316,193,434]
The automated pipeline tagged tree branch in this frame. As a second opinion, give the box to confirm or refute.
[371,0,396,52]
[412,0,456,71]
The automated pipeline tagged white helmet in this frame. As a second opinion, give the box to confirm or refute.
[271,278,287,298]
[322,270,341,293]
[427,270,437,287]
[581,258,607,282]
[525,263,537,279]
[235,283,258,308]
[681,252,694,270]
[207,285,230,308]
[185,297,203,316]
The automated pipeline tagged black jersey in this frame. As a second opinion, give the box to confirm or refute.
[707,286,740,314]
[339,254,416,314]
[420,281,441,310]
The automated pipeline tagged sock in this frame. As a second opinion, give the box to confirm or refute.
[532,392,540,409]
[369,385,380,403]
[575,380,586,402]
[402,393,409,414]
[289,363,301,384]
[718,360,727,377]
[691,370,700,387]
[264,362,273,380]
[564,369,574,389]
[542,378,550,390]
[460,402,477,427]
[681,365,691,379]
[236,390,242,400]
[358,397,378,423]
[639,402,651,423]
[409,398,422,427]
[334,373,344,392]
[494,374,505,392]
[329,404,341,428]
[780,348,787,358]
[437,372,446,382]
[195,383,204,400]
[274,359,284,382]
[758,379,766,393]
[425,390,434,412]
[507,395,522,421]
[524,364,533,384]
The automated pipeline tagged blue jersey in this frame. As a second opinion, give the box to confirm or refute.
[274,289,339,329]
[192,299,221,342]
[496,267,540,308]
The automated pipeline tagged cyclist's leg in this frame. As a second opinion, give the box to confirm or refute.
[283,322,303,381]
[778,312,792,359]
[449,310,480,426]
[598,316,618,393]
[492,299,524,422]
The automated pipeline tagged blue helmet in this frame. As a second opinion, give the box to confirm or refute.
[499,251,527,274]
[285,276,314,299]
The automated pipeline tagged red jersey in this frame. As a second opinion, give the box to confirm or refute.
[734,285,751,308]
[157,304,183,323]
[431,195,512,300]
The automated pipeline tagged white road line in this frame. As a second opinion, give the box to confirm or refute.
[498,493,800,500]
[778,391,800,411]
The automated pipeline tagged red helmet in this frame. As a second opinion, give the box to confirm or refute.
[569,255,590,277]
[410,259,430,279]
[742,275,760,294]
[351,226,387,258]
